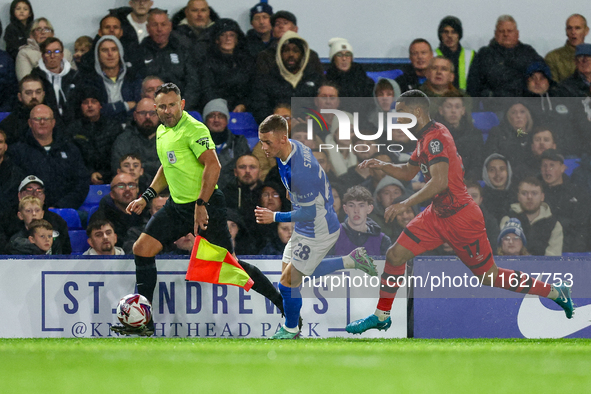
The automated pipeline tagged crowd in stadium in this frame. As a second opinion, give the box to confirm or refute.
[0,0,590,257]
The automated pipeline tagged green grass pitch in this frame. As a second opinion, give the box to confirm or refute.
[0,338,590,394]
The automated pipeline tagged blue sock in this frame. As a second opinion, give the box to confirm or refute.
[278,283,302,329]
[310,257,344,278]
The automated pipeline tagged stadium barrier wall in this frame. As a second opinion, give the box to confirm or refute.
[413,256,591,339]
[0,256,407,339]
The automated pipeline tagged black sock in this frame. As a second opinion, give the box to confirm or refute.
[239,260,284,313]
[135,255,157,304]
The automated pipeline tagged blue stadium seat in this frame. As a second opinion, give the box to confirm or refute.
[472,112,499,131]
[0,112,9,122]
[48,208,82,230]
[69,230,88,254]
[366,69,404,83]
[228,112,258,137]
[564,158,580,177]
[87,205,100,222]
[80,184,110,212]
[187,111,203,122]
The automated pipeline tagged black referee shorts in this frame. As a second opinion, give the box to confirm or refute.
[143,189,234,253]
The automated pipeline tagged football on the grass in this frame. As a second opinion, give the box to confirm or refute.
[116,294,152,328]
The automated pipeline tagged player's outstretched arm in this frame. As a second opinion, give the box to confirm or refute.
[358,159,419,181]
[255,204,316,224]
[126,166,169,215]
[195,150,222,233]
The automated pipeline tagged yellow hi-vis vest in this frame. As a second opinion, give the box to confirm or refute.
[435,47,475,91]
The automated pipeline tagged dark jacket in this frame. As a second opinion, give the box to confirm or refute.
[4,19,31,59]
[110,121,159,179]
[543,177,589,253]
[394,64,426,93]
[331,218,392,256]
[90,194,148,247]
[214,128,252,189]
[467,40,543,97]
[171,6,220,60]
[436,115,485,181]
[560,72,591,97]
[0,50,17,111]
[9,130,89,208]
[66,116,123,182]
[0,156,25,215]
[9,225,67,255]
[245,28,272,59]
[140,34,201,110]
[484,108,532,172]
[222,178,262,231]
[109,7,142,45]
[325,62,374,114]
[201,19,255,111]
[0,104,64,145]
[30,64,80,124]
[0,209,71,254]
[479,204,500,254]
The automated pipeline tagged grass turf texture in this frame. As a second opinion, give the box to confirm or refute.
[0,338,590,394]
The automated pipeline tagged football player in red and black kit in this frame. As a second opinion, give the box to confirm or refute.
[346,90,574,334]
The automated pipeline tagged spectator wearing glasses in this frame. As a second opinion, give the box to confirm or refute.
[15,17,75,81]
[0,175,71,254]
[111,98,160,181]
[66,87,124,185]
[30,37,79,122]
[9,104,89,209]
[89,172,149,247]
[496,218,529,256]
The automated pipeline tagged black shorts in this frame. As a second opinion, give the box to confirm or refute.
[143,189,234,253]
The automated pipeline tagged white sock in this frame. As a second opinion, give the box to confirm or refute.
[374,309,390,322]
[283,324,300,333]
[342,255,355,269]
[548,286,559,300]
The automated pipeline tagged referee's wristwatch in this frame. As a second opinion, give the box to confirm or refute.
[197,198,209,207]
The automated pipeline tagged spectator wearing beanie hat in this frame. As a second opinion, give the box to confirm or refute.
[497,218,529,255]
[201,18,255,112]
[246,2,273,58]
[203,98,251,189]
[325,37,374,106]
[435,16,474,90]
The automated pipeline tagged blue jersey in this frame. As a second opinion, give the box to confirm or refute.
[276,140,340,238]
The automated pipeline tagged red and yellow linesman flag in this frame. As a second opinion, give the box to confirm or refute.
[185,236,254,291]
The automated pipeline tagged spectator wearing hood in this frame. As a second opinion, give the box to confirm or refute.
[227,209,258,255]
[435,16,475,91]
[481,153,517,223]
[331,186,391,256]
[245,2,273,59]
[141,9,201,110]
[545,14,589,83]
[201,19,255,112]
[171,0,220,55]
[434,94,483,181]
[66,87,123,185]
[111,97,160,180]
[15,17,75,81]
[79,35,141,123]
[369,175,412,241]
[254,10,323,77]
[367,77,401,131]
[4,0,34,60]
[325,37,374,110]
[251,30,323,123]
[484,100,535,171]
[30,37,79,123]
[496,218,529,256]
[467,15,543,98]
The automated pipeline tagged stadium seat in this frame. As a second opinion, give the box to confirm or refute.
[87,205,100,222]
[228,112,258,137]
[48,208,82,230]
[366,69,404,83]
[0,112,9,122]
[564,158,580,177]
[187,111,203,122]
[79,184,110,214]
[472,112,499,131]
[246,137,259,150]
[69,230,88,254]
